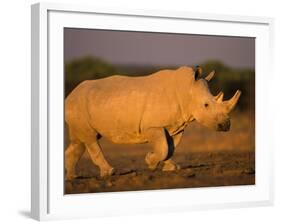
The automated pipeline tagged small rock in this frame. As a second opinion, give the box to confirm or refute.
[182,169,196,178]
[106,180,113,187]
[242,168,255,175]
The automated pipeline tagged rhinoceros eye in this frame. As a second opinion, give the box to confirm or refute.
[204,103,209,108]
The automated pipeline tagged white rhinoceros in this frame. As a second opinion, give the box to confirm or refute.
[65,66,241,179]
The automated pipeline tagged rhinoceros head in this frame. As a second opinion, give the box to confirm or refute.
[189,66,241,132]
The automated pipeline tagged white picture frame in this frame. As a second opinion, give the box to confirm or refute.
[31,2,274,221]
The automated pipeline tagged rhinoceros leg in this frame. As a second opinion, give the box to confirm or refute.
[162,159,181,171]
[162,131,183,171]
[85,140,114,177]
[65,141,85,180]
[145,128,169,170]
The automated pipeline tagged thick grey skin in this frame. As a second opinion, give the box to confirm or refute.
[65,66,240,179]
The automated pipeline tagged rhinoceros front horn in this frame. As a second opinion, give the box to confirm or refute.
[225,90,242,112]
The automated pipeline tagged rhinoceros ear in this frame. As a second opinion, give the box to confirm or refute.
[194,66,203,80]
[205,70,215,82]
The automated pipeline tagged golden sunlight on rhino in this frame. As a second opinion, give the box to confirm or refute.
[65,66,241,180]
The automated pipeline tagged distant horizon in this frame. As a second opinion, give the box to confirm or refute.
[64,28,255,70]
[65,56,255,70]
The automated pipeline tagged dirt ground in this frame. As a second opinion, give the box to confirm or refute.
[65,112,255,194]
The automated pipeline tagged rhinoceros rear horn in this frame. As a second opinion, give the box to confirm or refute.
[214,91,224,102]
[225,90,242,112]
[194,65,203,80]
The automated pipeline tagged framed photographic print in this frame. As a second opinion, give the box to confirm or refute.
[31,2,274,221]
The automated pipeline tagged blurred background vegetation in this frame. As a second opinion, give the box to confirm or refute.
[65,56,255,112]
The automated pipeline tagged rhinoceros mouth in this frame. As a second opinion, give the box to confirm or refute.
[217,119,230,132]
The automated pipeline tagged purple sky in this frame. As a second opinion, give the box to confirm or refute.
[64,28,255,69]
